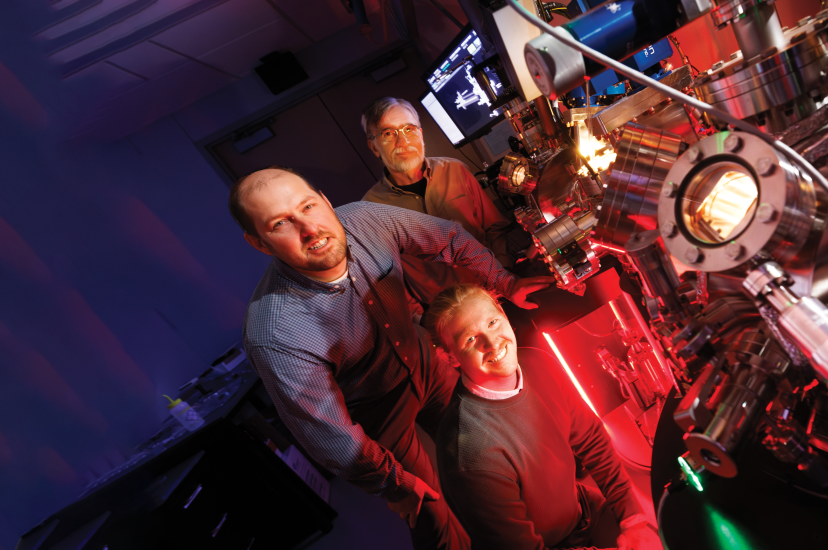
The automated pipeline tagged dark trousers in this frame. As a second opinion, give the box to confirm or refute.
[556,483,621,549]
[350,334,470,550]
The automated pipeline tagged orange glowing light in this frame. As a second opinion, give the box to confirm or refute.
[543,332,599,417]
[577,134,616,176]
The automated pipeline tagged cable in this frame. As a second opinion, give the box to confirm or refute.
[424,0,464,29]
[574,320,615,337]
[668,34,701,77]
[656,487,671,550]
[759,467,828,500]
[505,0,828,194]
[460,148,483,172]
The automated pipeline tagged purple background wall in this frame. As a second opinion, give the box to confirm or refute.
[0,1,472,547]
[0,71,269,550]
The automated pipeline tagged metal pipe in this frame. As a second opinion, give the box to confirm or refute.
[621,290,681,395]
[730,2,786,60]
[505,0,828,195]
[535,96,558,138]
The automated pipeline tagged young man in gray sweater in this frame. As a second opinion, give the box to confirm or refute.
[425,284,660,550]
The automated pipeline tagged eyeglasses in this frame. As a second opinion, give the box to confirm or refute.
[369,125,420,144]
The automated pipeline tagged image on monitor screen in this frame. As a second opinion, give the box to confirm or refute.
[420,91,465,145]
[422,25,505,147]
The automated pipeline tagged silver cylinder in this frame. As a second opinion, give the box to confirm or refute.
[730,2,786,60]
[778,296,828,378]
[685,329,786,477]
[685,361,774,477]
[624,230,685,320]
[696,11,828,132]
[592,124,684,252]
[577,176,603,199]
[743,261,828,381]
[535,214,582,253]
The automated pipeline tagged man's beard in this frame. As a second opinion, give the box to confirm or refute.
[383,144,425,173]
[302,234,348,272]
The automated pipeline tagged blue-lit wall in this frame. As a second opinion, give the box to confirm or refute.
[0,101,275,550]
[0,1,477,546]
[0,10,271,548]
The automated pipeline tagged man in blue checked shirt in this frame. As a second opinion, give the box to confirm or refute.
[229,166,554,550]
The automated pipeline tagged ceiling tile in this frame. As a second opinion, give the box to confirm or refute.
[106,42,189,80]
[269,0,377,18]
[198,18,311,77]
[151,0,281,58]
[63,60,146,99]
[276,0,379,42]
[47,0,226,65]
[38,0,153,41]
[95,60,237,137]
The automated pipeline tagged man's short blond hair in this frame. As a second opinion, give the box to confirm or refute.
[423,284,505,349]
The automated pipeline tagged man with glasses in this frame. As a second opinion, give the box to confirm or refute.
[361,97,513,319]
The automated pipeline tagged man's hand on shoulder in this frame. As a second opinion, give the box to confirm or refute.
[508,276,557,309]
[387,476,440,528]
[616,520,661,550]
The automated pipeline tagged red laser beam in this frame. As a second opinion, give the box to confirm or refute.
[543,332,599,417]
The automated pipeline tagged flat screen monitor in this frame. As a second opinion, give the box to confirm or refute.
[420,25,505,148]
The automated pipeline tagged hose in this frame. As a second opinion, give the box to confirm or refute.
[504,0,828,194]
[656,487,671,550]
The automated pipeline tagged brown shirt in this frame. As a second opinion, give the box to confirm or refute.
[363,157,514,268]
[362,157,514,309]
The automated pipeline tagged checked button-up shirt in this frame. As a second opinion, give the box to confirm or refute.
[243,202,518,501]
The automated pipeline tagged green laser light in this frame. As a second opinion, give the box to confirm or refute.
[679,455,704,492]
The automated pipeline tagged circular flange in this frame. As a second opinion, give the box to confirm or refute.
[695,13,828,131]
[684,433,739,478]
[498,152,538,195]
[657,131,814,272]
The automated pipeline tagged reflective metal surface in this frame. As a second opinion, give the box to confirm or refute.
[532,210,600,294]
[592,124,684,251]
[658,131,815,272]
[695,12,828,132]
[484,0,828,544]
[498,152,539,195]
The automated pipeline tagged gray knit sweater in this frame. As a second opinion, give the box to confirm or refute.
[436,347,643,549]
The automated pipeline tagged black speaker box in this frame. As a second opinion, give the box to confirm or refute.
[255,51,309,96]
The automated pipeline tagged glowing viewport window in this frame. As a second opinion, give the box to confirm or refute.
[682,164,759,244]
[512,165,526,186]
[678,455,704,492]
[543,332,599,416]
